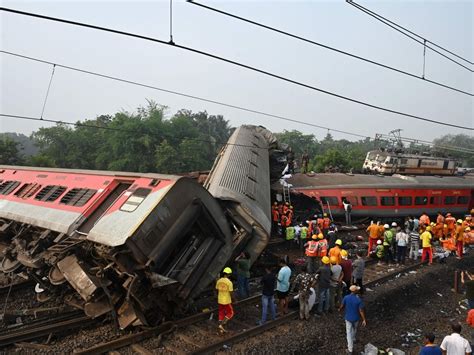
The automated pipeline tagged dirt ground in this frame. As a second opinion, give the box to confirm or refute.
[226,253,474,355]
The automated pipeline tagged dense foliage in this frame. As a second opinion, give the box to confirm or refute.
[1,101,473,173]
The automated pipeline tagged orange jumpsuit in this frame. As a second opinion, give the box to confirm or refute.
[366,224,380,256]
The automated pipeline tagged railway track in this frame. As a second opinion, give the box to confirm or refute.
[73,258,426,354]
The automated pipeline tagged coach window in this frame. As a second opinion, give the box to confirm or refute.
[457,196,469,205]
[361,196,377,206]
[0,180,21,195]
[120,188,151,212]
[430,196,442,205]
[380,196,395,206]
[415,196,428,205]
[320,196,338,206]
[398,196,412,206]
[444,196,456,205]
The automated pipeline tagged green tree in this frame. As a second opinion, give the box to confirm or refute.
[433,134,474,167]
[0,137,24,165]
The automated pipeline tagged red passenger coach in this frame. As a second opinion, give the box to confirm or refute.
[284,173,474,219]
[0,165,234,328]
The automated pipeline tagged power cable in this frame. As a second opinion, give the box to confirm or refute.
[348,0,473,66]
[1,50,369,139]
[348,1,474,73]
[0,113,269,150]
[1,7,472,131]
[186,0,473,97]
[2,50,473,155]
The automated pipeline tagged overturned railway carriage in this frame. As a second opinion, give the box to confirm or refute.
[283,173,474,219]
[0,166,233,328]
[205,125,278,263]
[0,125,278,328]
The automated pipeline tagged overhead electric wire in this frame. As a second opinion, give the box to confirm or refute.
[1,50,369,140]
[2,51,472,156]
[347,1,474,73]
[347,0,473,66]
[186,0,473,97]
[1,7,472,131]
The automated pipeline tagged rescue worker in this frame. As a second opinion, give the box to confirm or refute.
[421,226,433,265]
[329,239,343,265]
[299,223,308,251]
[377,220,385,239]
[366,221,380,257]
[305,235,319,273]
[285,224,295,249]
[327,224,338,249]
[420,212,431,227]
[280,214,289,238]
[317,215,324,235]
[455,219,465,259]
[374,240,384,264]
[445,213,456,237]
[216,267,235,333]
[322,213,331,236]
[271,202,280,235]
[316,232,328,259]
[434,211,445,240]
[383,224,394,263]
[287,206,294,226]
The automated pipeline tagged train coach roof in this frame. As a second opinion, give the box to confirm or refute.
[283,173,474,190]
[0,165,182,181]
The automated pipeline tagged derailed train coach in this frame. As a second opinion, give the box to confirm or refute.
[0,125,279,328]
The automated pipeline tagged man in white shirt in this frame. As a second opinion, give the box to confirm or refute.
[440,322,472,355]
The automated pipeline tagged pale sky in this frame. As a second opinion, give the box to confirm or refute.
[1,0,473,142]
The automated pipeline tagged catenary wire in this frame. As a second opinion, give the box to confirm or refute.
[186,0,473,97]
[348,0,473,66]
[1,49,369,140]
[40,64,56,119]
[348,1,474,73]
[0,113,270,150]
[2,51,473,155]
[0,7,472,131]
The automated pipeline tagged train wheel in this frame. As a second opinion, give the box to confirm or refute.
[48,265,66,285]
[0,257,21,273]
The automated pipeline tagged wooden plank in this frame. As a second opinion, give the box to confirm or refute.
[130,344,153,355]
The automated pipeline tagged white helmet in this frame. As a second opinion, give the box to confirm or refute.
[377,240,382,245]
[391,222,397,227]
[384,224,390,229]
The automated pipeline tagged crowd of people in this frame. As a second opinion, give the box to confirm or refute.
[214,205,474,354]
[366,212,474,265]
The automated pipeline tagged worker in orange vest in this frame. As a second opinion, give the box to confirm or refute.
[377,221,384,239]
[445,213,456,237]
[316,233,328,258]
[287,206,294,226]
[317,215,324,233]
[272,203,280,235]
[280,214,289,238]
[419,212,430,227]
[366,221,380,257]
[322,213,331,236]
[433,211,445,240]
[305,234,319,273]
[328,239,343,264]
[455,219,465,259]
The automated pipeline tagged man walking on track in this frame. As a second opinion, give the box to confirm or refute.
[339,285,367,354]
[216,267,234,333]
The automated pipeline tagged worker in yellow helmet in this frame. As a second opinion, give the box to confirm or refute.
[216,267,234,333]
[455,219,465,259]
[315,256,331,315]
[420,226,433,265]
[329,239,343,265]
